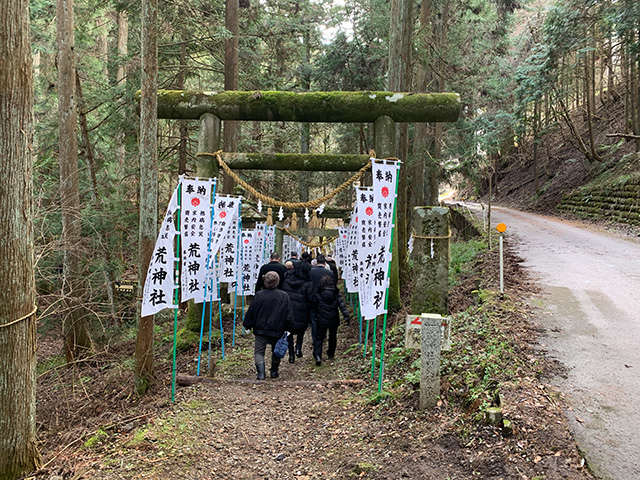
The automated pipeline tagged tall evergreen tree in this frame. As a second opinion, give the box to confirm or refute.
[0,0,41,476]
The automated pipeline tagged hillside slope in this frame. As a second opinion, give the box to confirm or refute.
[487,94,640,233]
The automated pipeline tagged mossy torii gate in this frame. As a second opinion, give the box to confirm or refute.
[154,89,461,307]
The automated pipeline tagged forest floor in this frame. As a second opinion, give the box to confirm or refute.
[33,241,595,480]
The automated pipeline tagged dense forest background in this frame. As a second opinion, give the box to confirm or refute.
[29,0,640,332]
[2,0,640,476]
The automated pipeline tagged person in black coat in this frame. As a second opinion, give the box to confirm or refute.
[311,275,351,366]
[243,271,294,380]
[308,254,336,342]
[255,251,287,291]
[325,253,339,280]
[282,261,313,363]
[309,254,335,291]
[286,251,301,267]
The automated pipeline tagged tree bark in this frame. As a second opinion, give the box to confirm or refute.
[584,44,602,161]
[116,9,128,173]
[135,0,159,395]
[57,0,93,362]
[177,39,188,175]
[387,0,413,278]
[0,0,41,476]
[411,0,434,209]
[222,0,239,194]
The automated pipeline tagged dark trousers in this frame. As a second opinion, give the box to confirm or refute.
[287,331,305,355]
[313,324,338,360]
[254,334,279,367]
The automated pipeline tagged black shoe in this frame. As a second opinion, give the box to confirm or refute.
[256,363,266,380]
[327,356,334,361]
[288,355,295,364]
[270,357,281,378]
[314,355,322,366]
[295,349,303,358]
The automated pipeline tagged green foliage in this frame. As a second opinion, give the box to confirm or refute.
[449,239,486,286]
[441,294,524,416]
[84,427,109,449]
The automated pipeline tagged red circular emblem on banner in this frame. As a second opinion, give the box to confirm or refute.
[191,198,200,207]
[257,232,261,236]
[365,207,374,216]
[343,235,347,239]
[355,217,358,223]
[244,239,249,244]
[219,211,227,218]
[381,186,389,198]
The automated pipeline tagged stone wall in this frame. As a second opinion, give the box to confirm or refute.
[557,174,640,226]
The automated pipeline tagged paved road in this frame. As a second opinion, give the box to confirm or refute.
[468,204,640,480]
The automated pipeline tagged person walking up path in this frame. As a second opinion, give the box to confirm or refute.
[255,251,287,291]
[282,261,313,363]
[311,275,350,366]
[243,271,294,379]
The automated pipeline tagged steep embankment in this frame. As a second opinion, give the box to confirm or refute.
[489,94,640,232]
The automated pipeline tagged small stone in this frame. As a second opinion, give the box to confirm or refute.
[275,454,286,461]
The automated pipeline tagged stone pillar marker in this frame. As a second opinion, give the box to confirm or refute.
[410,206,450,315]
[420,315,441,409]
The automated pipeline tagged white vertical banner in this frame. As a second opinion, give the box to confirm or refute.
[203,256,220,302]
[141,186,180,317]
[219,216,239,283]
[282,235,292,261]
[343,207,359,294]
[180,178,214,303]
[356,187,378,320]
[239,230,256,296]
[255,223,266,264]
[265,225,276,256]
[371,160,400,316]
[210,195,240,255]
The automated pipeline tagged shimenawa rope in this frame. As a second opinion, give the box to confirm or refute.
[196,151,372,209]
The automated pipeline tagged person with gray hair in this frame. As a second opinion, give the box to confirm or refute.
[243,271,294,380]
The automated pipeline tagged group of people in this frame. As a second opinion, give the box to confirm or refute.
[242,251,351,380]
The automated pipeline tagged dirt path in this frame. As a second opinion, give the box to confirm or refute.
[470,204,640,480]
[51,317,589,480]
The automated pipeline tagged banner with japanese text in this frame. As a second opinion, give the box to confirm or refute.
[238,230,256,296]
[355,186,378,319]
[371,160,399,316]
[141,186,180,317]
[210,195,240,256]
[180,178,215,303]
[219,216,240,284]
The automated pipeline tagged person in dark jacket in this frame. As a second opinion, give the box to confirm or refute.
[325,253,339,280]
[255,251,287,292]
[243,271,294,380]
[309,254,335,291]
[311,275,351,366]
[286,251,301,267]
[308,254,336,342]
[282,261,313,363]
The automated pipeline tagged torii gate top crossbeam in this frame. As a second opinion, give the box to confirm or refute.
[152,90,460,123]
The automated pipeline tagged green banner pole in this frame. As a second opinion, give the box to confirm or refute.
[378,161,401,392]
[171,180,183,403]
[370,314,377,379]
